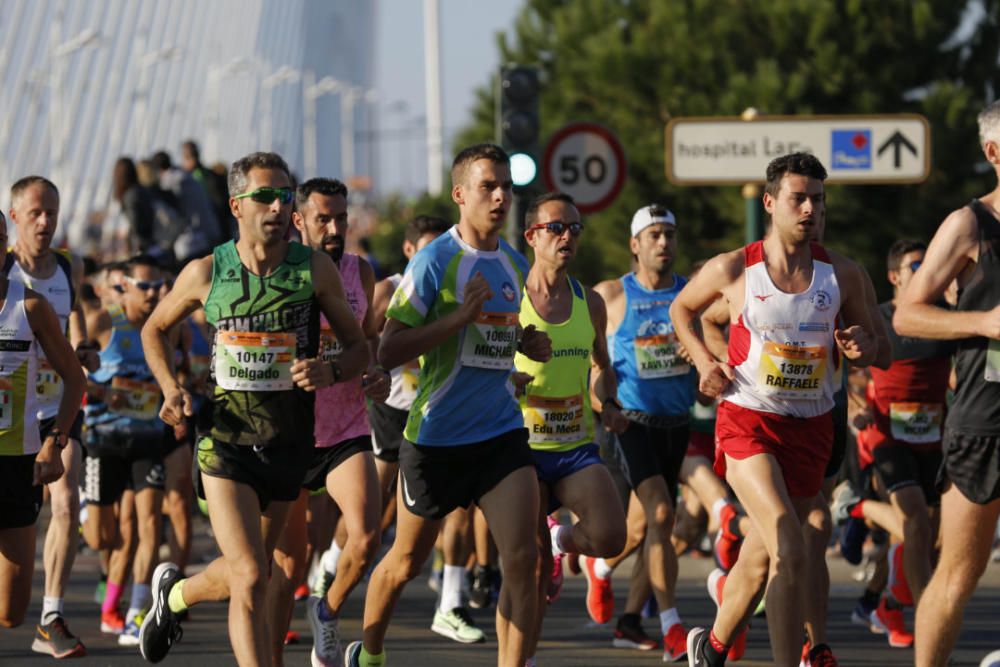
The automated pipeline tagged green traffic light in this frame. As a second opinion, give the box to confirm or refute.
[510,152,538,186]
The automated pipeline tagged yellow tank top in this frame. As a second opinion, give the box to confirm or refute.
[515,276,595,452]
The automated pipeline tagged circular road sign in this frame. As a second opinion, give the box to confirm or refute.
[543,122,626,214]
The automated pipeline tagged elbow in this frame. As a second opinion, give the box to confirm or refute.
[892,307,916,338]
[376,340,399,371]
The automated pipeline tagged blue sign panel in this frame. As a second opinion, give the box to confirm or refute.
[831,129,871,169]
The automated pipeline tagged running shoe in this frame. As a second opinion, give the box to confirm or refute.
[705,568,747,661]
[294,583,311,601]
[850,596,882,633]
[31,616,87,658]
[713,503,743,572]
[838,517,868,566]
[581,555,614,624]
[831,483,863,524]
[805,643,838,666]
[139,562,184,663]
[800,640,810,667]
[344,641,366,667]
[308,598,344,667]
[100,608,125,635]
[612,615,658,651]
[887,543,913,606]
[119,611,145,647]
[431,607,485,644]
[686,627,710,667]
[869,598,913,648]
[468,564,492,610]
[285,630,301,645]
[662,623,688,661]
[312,567,335,600]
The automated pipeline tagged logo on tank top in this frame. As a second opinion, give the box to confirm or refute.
[501,282,516,302]
[810,290,832,311]
[754,294,773,302]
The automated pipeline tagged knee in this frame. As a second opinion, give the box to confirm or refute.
[49,489,79,525]
[228,557,267,598]
[351,530,381,568]
[649,502,675,533]
[806,504,832,537]
[502,541,539,581]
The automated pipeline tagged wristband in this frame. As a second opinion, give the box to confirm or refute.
[47,427,69,450]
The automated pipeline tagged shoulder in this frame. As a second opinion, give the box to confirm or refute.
[584,285,608,318]
[594,277,624,302]
[702,248,746,282]
[824,247,864,286]
[356,254,376,287]
[181,254,215,283]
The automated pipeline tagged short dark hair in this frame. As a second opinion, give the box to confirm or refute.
[404,215,451,245]
[764,152,828,198]
[524,192,576,229]
[887,239,927,272]
[151,151,172,171]
[295,177,348,210]
[228,152,291,196]
[181,140,200,161]
[450,143,509,186]
[123,254,162,277]
[11,175,59,203]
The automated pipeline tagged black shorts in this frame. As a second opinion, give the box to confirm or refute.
[0,454,43,529]
[397,428,534,520]
[615,420,689,498]
[825,396,849,480]
[39,411,84,442]
[873,445,943,506]
[937,429,1000,505]
[83,453,165,505]
[194,437,312,511]
[369,402,407,463]
[301,435,373,491]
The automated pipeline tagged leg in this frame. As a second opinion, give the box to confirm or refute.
[551,464,627,558]
[268,490,307,667]
[41,440,81,603]
[680,455,730,535]
[163,444,193,572]
[914,487,1000,666]
[438,507,471,610]
[802,493,831,647]
[605,491,646,569]
[375,458,399,535]
[890,485,933,604]
[477,465,540,667]
[132,486,164,590]
[633,475,679,611]
[0,525,36,627]
[525,484,552,662]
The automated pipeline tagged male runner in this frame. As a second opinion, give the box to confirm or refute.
[5,176,97,658]
[344,143,551,667]
[0,211,86,635]
[514,192,628,666]
[272,177,390,667]
[895,100,1000,666]
[671,152,878,667]
[590,204,695,660]
[83,254,171,645]
[137,152,368,666]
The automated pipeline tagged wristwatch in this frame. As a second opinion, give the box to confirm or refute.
[47,427,69,450]
[328,360,343,384]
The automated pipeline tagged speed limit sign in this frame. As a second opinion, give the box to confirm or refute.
[543,122,626,214]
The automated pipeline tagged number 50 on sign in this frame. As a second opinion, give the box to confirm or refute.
[543,122,627,214]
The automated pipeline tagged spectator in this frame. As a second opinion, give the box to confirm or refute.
[151,150,221,263]
[180,140,235,242]
[111,156,156,258]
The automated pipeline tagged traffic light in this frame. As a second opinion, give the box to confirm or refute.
[497,65,540,189]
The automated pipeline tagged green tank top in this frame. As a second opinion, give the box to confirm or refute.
[515,276,595,452]
[204,241,319,447]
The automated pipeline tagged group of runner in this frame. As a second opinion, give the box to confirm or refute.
[0,101,998,667]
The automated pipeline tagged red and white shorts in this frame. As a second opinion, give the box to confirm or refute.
[714,401,832,498]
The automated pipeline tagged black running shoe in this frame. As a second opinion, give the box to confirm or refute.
[139,562,184,663]
[468,564,491,609]
[686,627,709,667]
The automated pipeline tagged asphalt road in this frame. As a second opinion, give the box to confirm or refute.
[2,514,999,666]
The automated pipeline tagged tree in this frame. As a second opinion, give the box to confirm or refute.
[452,0,1000,294]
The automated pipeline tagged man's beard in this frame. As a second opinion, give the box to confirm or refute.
[324,236,345,262]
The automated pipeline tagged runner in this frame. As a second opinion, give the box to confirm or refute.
[0,210,86,639]
[895,101,1000,666]
[344,143,551,667]
[270,177,390,667]
[82,254,171,646]
[136,151,369,666]
[671,152,878,666]
[513,192,628,666]
[4,176,97,658]
[591,204,696,661]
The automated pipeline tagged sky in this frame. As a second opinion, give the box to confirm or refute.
[374,0,522,195]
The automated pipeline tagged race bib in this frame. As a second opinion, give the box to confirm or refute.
[400,359,420,401]
[319,327,341,363]
[634,332,690,379]
[986,339,1000,382]
[524,394,585,445]
[0,379,12,429]
[215,331,295,391]
[37,358,62,399]
[109,377,160,420]
[757,341,827,400]
[460,312,518,370]
[889,402,943,444]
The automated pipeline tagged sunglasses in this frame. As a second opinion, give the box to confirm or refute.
[529,221,584,236]
[123,276,165,291]
[907,260,922,272]
[233,187,294,205]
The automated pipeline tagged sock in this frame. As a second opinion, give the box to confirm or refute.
[359,646,385,667]
[129,583,152,615]
[322,541,343,575]
[849,500,867,519]
[711,498,728,526]
[593,557,613,579]
[41,596,63,625]
[659,607,681,635]
[167,579,189,614]
[551,524,570,556]
[860,588,880,609]
[102,581,124,615]
[439,564,465,613]
[705,630,729,666]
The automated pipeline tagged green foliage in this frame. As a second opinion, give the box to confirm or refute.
[446,0,1000,297]
[368,190,455,277]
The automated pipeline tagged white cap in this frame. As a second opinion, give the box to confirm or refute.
[630,205,676,237]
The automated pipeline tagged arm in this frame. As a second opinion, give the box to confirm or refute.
[307,251,369,383]
[84,308,112,400]
[859,265,893,370]
[700,295,730,362]
[26,289,86,484]
[895,208,998,339]
[68,254,100,372]
[371,277,396,334]
[831,255,880,368]
[587,288,627,433]
[358,258,389,401]
[141,257,212,425]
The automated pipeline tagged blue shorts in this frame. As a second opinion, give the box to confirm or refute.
[532,443,603,512]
